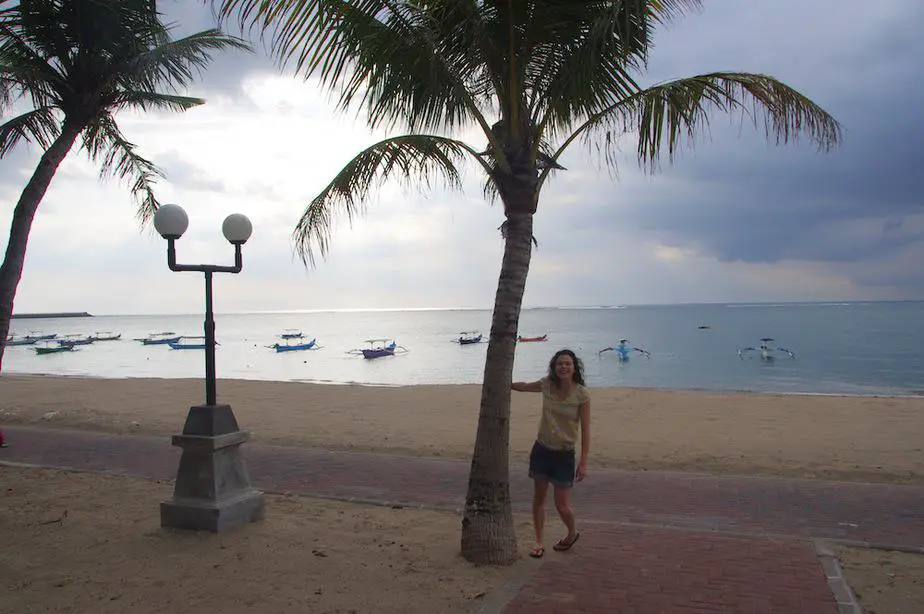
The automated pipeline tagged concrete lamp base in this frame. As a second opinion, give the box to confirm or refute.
[160,404,265,533]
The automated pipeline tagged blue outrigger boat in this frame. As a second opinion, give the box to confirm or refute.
[269,334,318,352]
[168,336,209,350]
[348,338,406,359]
[598,339,650,361]
[57,334,94,347]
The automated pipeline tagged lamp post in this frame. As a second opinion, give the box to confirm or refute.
[153,204,265,533]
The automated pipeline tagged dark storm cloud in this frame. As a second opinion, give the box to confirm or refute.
[547,0,924,276]
[609,88,924,266]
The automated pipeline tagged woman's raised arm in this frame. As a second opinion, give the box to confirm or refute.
[512,380,543,393]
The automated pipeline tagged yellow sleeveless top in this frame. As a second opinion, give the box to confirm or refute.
[536,377,590,451]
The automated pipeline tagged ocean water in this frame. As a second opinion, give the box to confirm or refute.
[4,302,923,396]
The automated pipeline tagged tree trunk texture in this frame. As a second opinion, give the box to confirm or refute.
[0,123,82,371]
[460,206,534,566]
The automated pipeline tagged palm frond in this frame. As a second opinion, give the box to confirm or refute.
[217,0,501,152]
[525,1,703,144]
[118,29,251,94]
[16,0,76,60]
[0,22,64,109]
[0,105,59,155]
[81,113,164,224]
[483,173,500,205]
[293,133,486,266]
[648,0,704,23]
[111,91,204,113]
[556,72,842,178]
[31,0,165,64]
[526,3,650,142]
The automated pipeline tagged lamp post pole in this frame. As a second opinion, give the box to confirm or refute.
[164,237,243,406]
[154,204,264,533]
[204,270,215,405]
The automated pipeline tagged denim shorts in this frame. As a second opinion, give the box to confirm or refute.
[528,441,576,488]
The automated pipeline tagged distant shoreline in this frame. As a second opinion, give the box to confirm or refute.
[11,312,92,319]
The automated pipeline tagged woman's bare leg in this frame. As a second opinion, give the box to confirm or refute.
[553,486,577,542]
[532,479,550,550]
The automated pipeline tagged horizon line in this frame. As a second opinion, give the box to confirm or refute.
[18,299,921,318]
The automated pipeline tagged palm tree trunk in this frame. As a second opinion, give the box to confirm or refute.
[0,122,82,370]
[460,209,534,565]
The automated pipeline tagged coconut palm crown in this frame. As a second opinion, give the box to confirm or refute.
[0,0,250,368]
[216,0,842,565]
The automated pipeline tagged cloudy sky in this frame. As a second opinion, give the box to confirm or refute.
[1,0,922,315]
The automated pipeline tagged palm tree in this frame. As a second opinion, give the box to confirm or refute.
[216,0,841,565]
[0,0,249,368]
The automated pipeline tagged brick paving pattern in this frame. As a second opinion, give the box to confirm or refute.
[4,425,922,612]
[504,527,836,614]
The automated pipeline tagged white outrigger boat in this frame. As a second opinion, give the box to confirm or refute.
[135,332,182,345]
[88,331,121,341]
[5,335,37,347]
[738,338,795,361]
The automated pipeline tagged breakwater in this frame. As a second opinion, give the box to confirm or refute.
[11,312,92,319]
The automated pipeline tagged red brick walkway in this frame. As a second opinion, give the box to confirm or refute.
[4,425,920,613]
[504,527,836,614]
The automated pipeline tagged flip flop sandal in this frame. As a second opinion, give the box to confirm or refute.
[553,532,581,551]
[529,546,545,559]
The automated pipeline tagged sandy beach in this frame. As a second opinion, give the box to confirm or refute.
[4,375,924,612]
[2,375,923,483]
[0,466,529,614]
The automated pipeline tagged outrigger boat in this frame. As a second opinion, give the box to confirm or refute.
[268,334,318,352]
[456,331,482,345]
[279,329,304,339]
[88,332,121,341]
[5,335,37,347]
[34,340,74,355]
[135,332,182,345]
[57,334,94,347]
[738,338,795,361]
[517,334,548,343]
[599,339,650,361]
[347,338,407,359]
[25,332,57,341]
[168,336,209,350]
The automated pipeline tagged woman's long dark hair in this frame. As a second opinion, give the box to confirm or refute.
[548,349,585,386]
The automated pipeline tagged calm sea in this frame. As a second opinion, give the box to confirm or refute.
[4,302,923,396]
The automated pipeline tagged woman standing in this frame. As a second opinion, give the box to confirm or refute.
[512,349,591,558]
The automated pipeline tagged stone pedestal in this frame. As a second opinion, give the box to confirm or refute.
[160,404,265,532]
